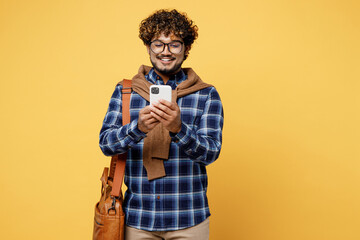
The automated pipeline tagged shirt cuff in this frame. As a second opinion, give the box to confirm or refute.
[127,119,147,142]
[170,122,192,144]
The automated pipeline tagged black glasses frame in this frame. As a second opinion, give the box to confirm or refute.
[149,40,184,54]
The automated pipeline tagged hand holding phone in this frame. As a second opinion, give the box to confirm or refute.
[149,85,181,133]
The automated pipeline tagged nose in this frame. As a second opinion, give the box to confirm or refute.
[162,43,171,55]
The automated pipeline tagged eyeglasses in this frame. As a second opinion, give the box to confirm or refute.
[150,40,184,54]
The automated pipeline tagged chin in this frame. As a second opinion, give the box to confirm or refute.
[152,62,182,75]
[157,67,178,75]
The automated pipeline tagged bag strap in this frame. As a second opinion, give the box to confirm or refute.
[100,167,109,202]
[110,79,132,197]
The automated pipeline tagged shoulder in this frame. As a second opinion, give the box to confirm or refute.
[109,83,123,99]
[111,78,132,96]
[198,86,222,100]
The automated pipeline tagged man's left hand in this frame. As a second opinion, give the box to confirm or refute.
[150,99,181,134]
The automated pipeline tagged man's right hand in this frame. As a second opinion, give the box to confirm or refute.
[138,106,159,133]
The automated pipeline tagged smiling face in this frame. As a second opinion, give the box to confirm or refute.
[147,32,188,81]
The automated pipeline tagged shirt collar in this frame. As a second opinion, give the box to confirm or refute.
[145,68,187,89]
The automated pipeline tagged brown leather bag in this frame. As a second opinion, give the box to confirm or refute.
[93,79,132,240]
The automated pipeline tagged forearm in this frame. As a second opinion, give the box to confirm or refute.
[99,84,146,156]
[171,122,222,165]
[99,119,146,156]
[171,87,224,165]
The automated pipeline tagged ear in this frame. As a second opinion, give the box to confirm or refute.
[184,45,191,58]
[146,45,151,55]
[184,45,191,55]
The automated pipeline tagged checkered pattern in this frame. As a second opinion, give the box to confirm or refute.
[99,68,224,231]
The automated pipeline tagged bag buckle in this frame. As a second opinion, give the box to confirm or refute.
[108,197,117,214]
[121,87,132,94]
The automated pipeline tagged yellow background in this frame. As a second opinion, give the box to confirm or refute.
[1,0,359,239]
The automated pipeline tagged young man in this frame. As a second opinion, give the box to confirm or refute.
[99,9,224,240]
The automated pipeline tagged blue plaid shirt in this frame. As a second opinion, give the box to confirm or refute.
[99,68,224,231]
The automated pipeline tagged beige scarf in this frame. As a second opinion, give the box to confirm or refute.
[127,65,212,180]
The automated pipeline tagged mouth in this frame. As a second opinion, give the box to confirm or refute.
[157,56,176,64]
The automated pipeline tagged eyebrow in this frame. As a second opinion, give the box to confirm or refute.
[152,40,183,43]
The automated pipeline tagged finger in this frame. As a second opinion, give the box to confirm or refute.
[150,106,170,120]
[152,102,173,115]
[158,99,177,110]
[139,112,153,123]
[145,117,159,125]
[140,105,152,114]
[150,111,166,122]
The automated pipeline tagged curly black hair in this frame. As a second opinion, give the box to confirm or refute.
[139,9,198,60]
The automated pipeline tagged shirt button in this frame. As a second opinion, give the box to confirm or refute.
[157,196,160,200]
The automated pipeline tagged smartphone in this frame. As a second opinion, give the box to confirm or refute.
[150,85,172,105]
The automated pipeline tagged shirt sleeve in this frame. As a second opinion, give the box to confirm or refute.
[99,84,146,156]
[171,87,224,165]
